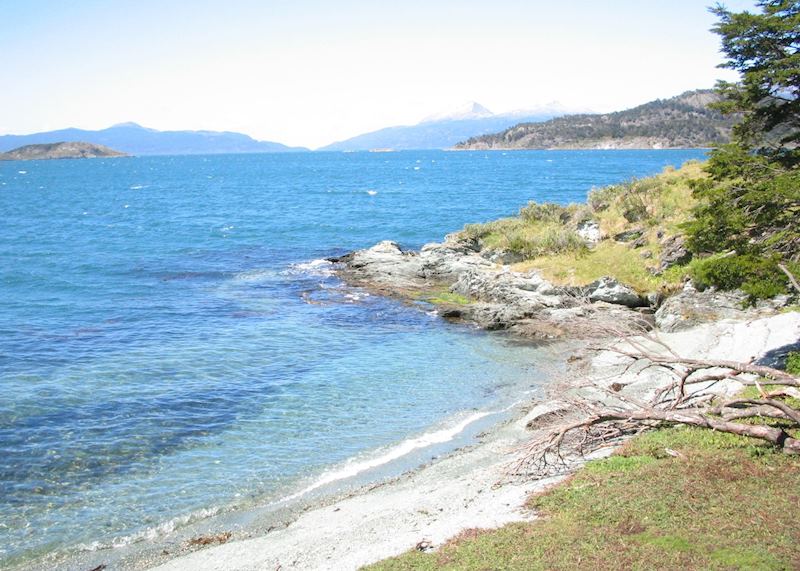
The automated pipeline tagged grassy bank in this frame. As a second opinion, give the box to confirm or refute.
[368,424,800,570]
[458,161,704,292]
[456,158,799,300]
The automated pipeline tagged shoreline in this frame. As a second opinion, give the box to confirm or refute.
[143,310,799,571]
[145,373,580,571]
[137,223,798,570]
[25,331,569,571]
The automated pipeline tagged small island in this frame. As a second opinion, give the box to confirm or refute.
[0,141,127,161]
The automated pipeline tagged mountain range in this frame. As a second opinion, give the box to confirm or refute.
[0,123,306,156]
[319,102,588,151]
[0,92,729,156]
[454,90,735,150]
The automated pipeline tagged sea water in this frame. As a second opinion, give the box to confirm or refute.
[0,149,706,567]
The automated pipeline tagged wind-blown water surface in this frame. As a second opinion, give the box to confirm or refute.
[0,149,706,566]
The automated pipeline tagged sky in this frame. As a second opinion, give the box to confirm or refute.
[0,0,761,149]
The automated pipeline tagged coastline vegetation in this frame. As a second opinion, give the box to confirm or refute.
[458,161,703,293]
[457,0,800,302]
[369,424,800,571]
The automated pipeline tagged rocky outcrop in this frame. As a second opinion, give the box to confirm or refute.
[333,237,663,338]
[576,220,603,244]
[657,235,692,272]
[333,239,494,291]
[654,283,791,332]
[333,236,793,339]
[585,277,647,308]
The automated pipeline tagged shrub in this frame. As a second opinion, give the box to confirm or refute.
[689,254,799,301]
[787,352,800,376]
[518,202,568,223]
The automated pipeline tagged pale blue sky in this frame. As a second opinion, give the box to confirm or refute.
[0,1,760,148]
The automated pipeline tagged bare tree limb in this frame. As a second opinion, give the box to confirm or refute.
[778,263,800,294]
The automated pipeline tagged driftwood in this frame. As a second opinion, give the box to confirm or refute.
[514,331,800,477]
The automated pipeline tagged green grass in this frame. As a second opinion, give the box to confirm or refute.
[512,241,680,292]
[462,218,588,260]
[588,161,702,238]
[366,425,800,571]
[409,286,473,306]
[788,352,800,376]
[425,291,471,306]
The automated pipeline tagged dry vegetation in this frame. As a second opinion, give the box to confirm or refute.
[458,161,704,292]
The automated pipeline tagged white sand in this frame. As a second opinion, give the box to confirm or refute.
[149,312,799,571]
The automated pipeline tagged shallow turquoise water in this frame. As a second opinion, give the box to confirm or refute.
[0,149,706,565]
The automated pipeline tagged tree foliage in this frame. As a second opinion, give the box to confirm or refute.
[711,0,800,152]
[685,1,800,298]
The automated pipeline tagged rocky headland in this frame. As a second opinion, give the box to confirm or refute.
[329,160,795,342]
[330,235,789,340]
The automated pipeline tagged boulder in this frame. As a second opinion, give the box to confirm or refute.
[613,229,643,243]
[450,268,564,310]
[658,235,691,271]
[654,289,753,331]
[577,220,604,244]
[343,241,425,288]
[585,277,647,308]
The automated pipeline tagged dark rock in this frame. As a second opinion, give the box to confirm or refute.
[481,249,525,265]
[658,235,692,270]
[613,229,644,243]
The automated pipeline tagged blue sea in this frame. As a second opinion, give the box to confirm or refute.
[0,149,706,568]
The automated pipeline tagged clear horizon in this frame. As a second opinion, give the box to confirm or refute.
[1,0,759,149]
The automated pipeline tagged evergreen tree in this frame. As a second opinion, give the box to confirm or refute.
[686,1,800,299]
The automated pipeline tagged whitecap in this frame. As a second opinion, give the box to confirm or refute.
[17,170,27,174]
[130,184,145,190]
[231,268,277,282]
[282,411,493,502]
[413,166,421,171]
[285,258,335,277]
[75,506,222,552]
[344,291,370,302]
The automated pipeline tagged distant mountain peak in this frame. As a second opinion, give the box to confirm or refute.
[111,122,145,129]
[421,102,495,123]
[454,89,732,150]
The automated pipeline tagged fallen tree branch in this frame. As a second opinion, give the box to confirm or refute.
[778,263,800,294]
[516,330,800,476]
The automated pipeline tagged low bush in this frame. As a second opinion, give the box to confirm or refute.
[688,254,799,301]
